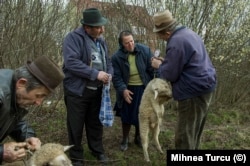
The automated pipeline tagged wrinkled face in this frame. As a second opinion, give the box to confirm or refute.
[16,78,50,108]
[122,35,135,52]
[85,25,104,39]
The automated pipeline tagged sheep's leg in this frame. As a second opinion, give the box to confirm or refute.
[151,104,164,126]
[153,123,163,153]
[139,121,150,162]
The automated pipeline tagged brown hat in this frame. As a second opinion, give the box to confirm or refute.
[26,56,64,92]
[153,10,176,33]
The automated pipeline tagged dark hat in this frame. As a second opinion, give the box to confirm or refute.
[153,10,176,32]
[26,56,64,92]
[80,8,108,26]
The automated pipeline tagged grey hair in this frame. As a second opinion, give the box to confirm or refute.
[168,21,179,31]
[14,66,44,92]
[158,21,180,34]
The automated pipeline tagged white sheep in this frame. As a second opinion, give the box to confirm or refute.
[138,78,172,162]
[27,143,73,166]
[3,143,73,166]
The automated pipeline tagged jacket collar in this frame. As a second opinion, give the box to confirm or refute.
[75,26,86,37]
[118,43,140,59]
[11,74,27,115]
[168,25,186,42]
[75,27,103,43]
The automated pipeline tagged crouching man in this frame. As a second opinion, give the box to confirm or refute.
[0,56,64,164]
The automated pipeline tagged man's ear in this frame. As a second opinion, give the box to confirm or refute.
[16,78,28,88]
[164,31,172,40]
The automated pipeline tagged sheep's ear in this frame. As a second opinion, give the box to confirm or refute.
[152,83,158,100]
[64,145,74,152]
[154,90,158,100]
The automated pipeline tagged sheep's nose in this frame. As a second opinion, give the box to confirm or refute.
[168,92,172,98]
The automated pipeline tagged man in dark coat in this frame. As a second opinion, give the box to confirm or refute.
[0,56,64,164]
[62,8,113,165]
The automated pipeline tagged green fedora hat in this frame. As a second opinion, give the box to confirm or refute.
[26,56,64,92]
[80,8,108,26]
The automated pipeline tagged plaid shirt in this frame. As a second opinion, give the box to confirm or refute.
[99,75,114,127]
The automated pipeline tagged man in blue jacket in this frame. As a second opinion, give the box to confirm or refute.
[0,56,64,164]
[151,10,216,149]
[62,8,113,165]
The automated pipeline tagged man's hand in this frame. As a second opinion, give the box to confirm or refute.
[25,137,41,151]
[151,57,163,69]
[97,71,110,84]
[3,142,27,163]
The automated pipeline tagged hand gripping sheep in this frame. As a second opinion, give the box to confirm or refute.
[27,143,73,166]
[139,78,172,162]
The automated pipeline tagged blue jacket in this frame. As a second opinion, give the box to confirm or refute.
[160,26,216,100]
[0,69,36,164]
[111,43,155,108]
[62,27,113,96]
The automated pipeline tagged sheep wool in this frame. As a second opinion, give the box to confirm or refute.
[139,78,172,162]
[27,143,73,166]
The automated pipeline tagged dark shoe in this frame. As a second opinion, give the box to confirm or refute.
[92,153,109,163]
[71,160,84,166]
[97,154,108,162]
[120,138,128,151]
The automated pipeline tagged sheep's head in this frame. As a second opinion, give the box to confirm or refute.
[46,152,72,166]
[151,78,172,101]
[28,143,73,166]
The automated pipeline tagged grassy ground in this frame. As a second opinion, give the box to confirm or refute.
[19,98,250,166]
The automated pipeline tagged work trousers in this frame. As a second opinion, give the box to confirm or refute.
[175,91,214,149]
[64,88,104,160]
